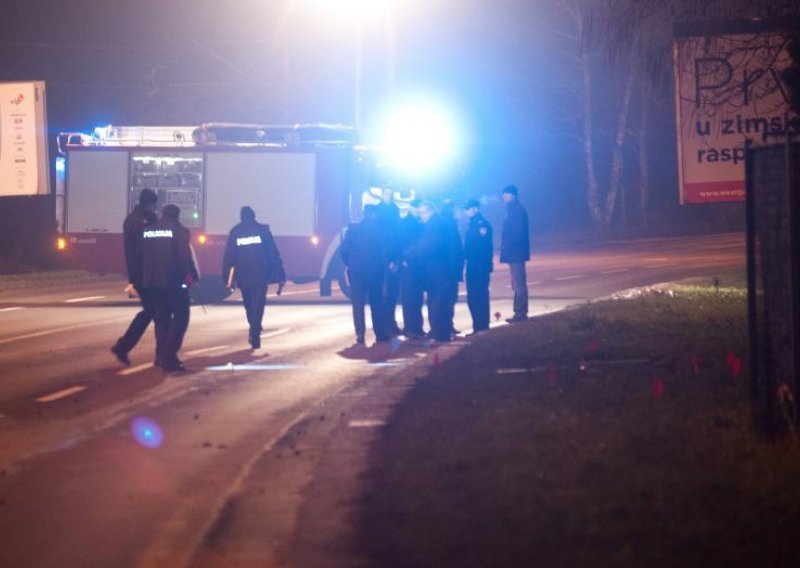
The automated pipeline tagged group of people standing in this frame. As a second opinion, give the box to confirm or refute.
[340,184,530,345]
[110,183,530,369]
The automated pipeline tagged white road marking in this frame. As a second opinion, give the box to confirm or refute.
[554,274,586,282]
[117,363,154,376]
[262,328,291,339]
[65,296,106,303]
[644,257,669,262]
[348,419,385,428]
[645,264,673,269]
[527,281,542,287]
[117,345,232,376]
[36,385,87,403]
[496,368,529,374]
[0,317,127,347]
[600,268,629,275]
[0,307,24,312]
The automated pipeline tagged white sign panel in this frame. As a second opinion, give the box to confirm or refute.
[674,33,796,204]
[0,81,49,196]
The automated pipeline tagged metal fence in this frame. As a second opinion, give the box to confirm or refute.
[747,140,800,437]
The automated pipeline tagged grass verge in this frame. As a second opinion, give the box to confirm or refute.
[358,280,800,567]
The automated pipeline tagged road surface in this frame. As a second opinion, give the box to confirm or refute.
[0,233,744,567]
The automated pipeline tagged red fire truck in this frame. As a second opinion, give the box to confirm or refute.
[56,123,385,300]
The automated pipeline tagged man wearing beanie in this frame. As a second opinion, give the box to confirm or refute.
[500,184,530,323]
[111,187,158,365]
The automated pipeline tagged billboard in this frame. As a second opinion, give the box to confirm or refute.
[674,28,797,204]
[0,81,50,196]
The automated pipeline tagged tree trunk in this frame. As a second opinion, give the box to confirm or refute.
[580,45,602,229]
[637,88,651,228]
[603,66,635,225]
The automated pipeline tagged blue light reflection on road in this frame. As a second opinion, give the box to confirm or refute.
[205,363,303,372]
[130,417,164,449]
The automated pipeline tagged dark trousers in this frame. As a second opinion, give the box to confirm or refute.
[446,280,459,332]
[113,285,157,355]
[383,268,401,332]
[426,265,452,342]
[466,268,491,331]
[151,286,190,366]
[349,270,386,340]
[508,262,529,318]
[241,285,267,338]
[400,266,425,336]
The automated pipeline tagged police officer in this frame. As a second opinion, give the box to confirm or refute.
[407,201,452,343]
[111,187,158,365]
[399,199,426,339]
[222,206,286,349]
[340,204,389,344]
[462,198,493,334]
[141,204,199,372]
[440,199,464,337]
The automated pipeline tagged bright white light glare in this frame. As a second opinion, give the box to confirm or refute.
[382,100,459,175]
[300,0,405,21]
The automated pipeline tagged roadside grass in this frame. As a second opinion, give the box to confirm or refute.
[358,279,800,567]
[0,270,120,293]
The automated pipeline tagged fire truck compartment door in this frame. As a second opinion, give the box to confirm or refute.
[204,152,316,237]
[66,150,129,234]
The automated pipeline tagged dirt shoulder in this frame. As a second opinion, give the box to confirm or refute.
[352,282,800,567]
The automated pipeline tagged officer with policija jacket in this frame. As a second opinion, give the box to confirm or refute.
[222,206,286,349]
[462,198,493,334]
[141,204,199,372]
[111,187,158,365]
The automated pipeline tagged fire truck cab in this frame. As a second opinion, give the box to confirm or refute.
[56,123,382,301]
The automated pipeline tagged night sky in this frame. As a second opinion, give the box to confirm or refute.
[0,0,680,234]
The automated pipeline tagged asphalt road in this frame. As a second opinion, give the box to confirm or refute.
[0,233,744,567]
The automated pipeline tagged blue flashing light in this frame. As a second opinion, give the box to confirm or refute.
[130,416,164,449]
[380,98,462,176]
[55,157,66,174]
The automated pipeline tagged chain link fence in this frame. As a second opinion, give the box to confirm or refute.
[747,140,800,437]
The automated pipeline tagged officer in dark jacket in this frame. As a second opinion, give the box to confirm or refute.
[141,204,199,372]
[407,201,452,342]
[222,206,286,349]
[375,188,402,336]
[340,205,389,344]
[399,199,426,339]
[463,199,493,333]
[111,188,158,365]
[500,185,530,322]
[440,199,465,337]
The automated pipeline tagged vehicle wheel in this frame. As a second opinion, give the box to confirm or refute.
[326,253,350,299]
[190,276,233,304]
